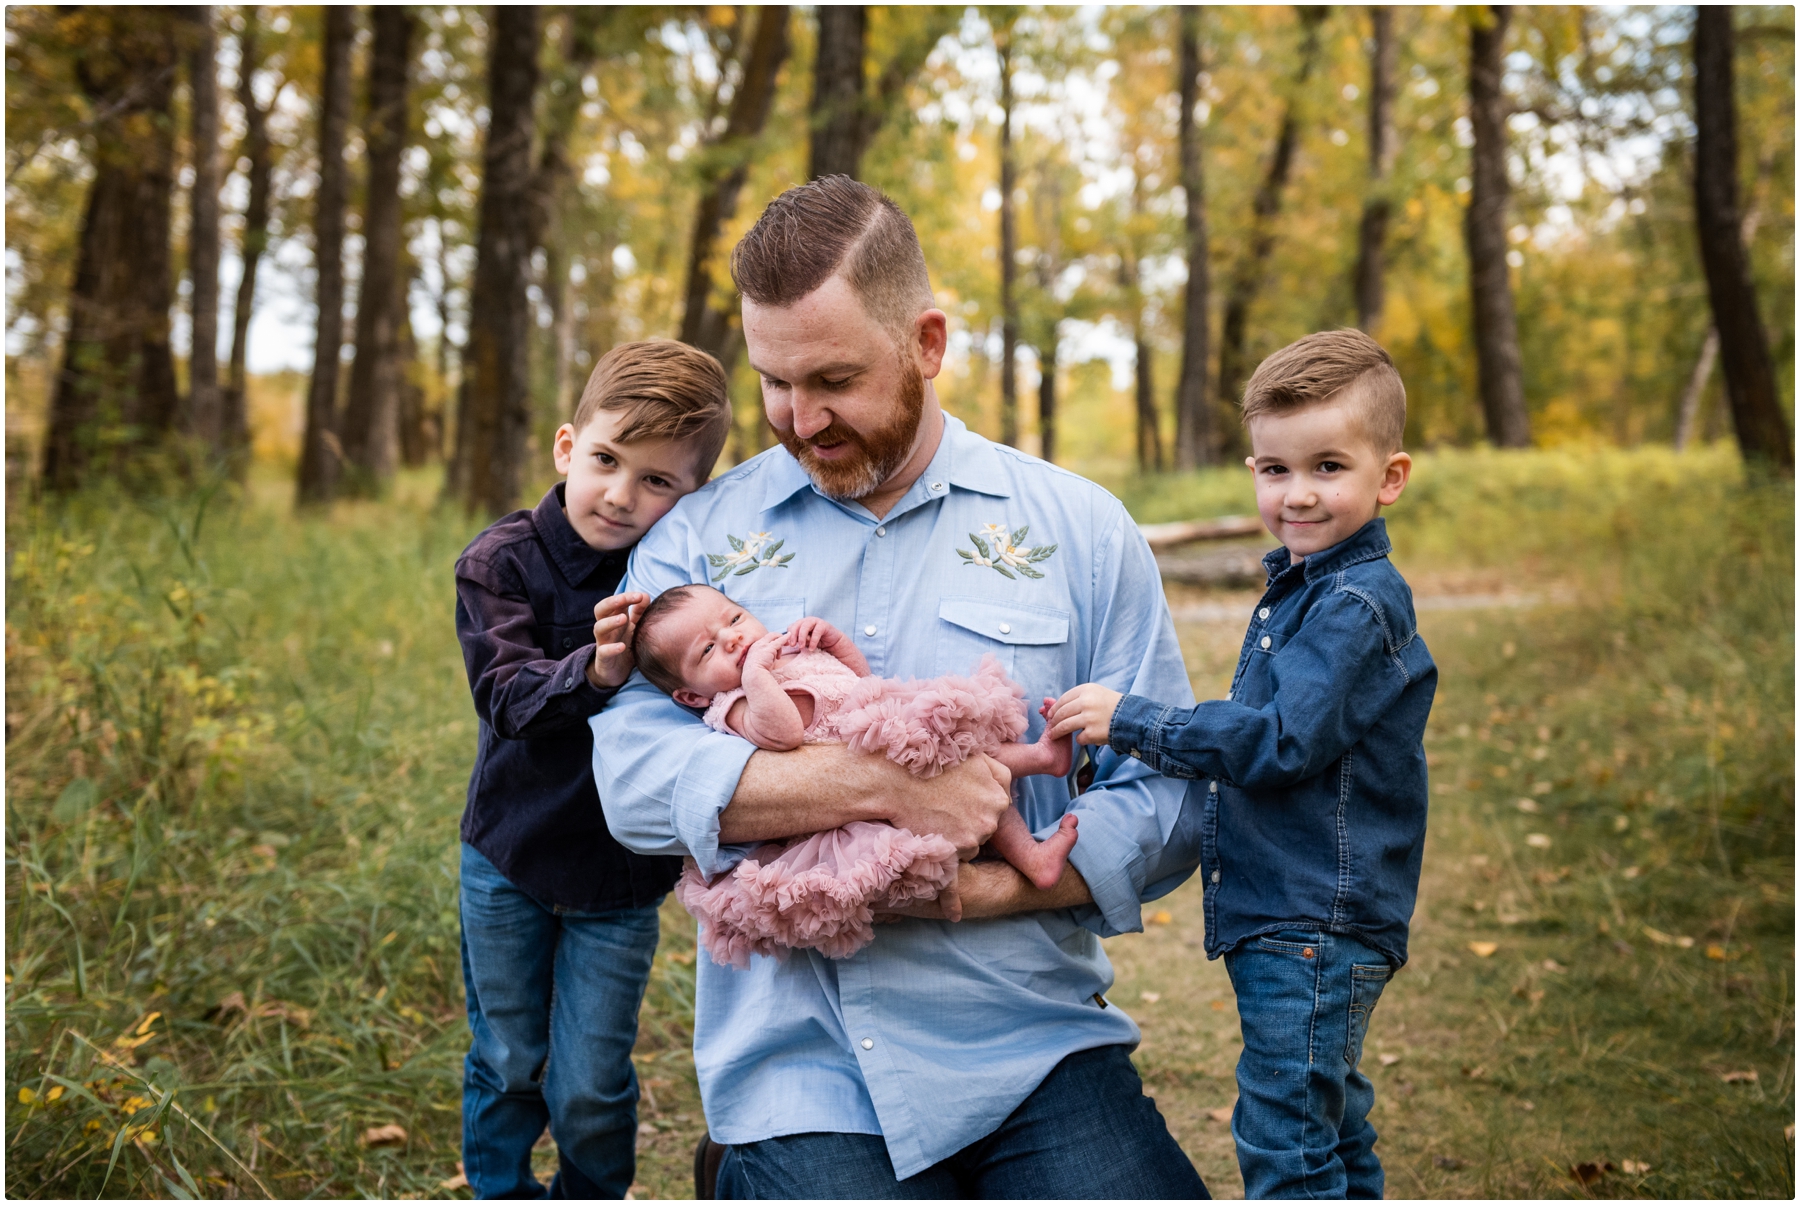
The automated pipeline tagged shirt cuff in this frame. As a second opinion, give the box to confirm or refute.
[1108,694,1178,771]
[560,646,617,709]
[1063,798,1147,937]
[670,731,758,878]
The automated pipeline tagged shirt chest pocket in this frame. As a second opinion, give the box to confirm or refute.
[935,597,1074,701]
[543,621,594,658]
[1231,626,1288,705]
[738,596,806,635]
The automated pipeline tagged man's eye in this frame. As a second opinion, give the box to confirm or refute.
[822,376,852,390]
[762,376,787,390]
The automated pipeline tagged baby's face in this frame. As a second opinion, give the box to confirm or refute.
[660,587,771,705]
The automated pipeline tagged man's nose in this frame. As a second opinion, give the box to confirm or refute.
[789,391,835,440]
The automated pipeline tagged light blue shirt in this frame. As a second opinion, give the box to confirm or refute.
[590,414,1198,1177]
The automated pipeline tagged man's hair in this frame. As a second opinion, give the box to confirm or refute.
[571,340,732,479]
[1241,329,1408,454]
[632,584,707,697]
[730,175,935,343]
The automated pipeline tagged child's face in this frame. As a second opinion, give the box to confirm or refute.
[657,587,772,708]
[1245,395,1412,562]
[553,410,704,552]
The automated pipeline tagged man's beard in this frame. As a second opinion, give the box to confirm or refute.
[775,357,925,501]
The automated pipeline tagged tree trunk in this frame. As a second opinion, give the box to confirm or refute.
[810,5,865,179]
[1216,6,1326,440]
[531,8,602,428]
[1032,167,1063,464]
[854,6,959,166]
[1465,5,1531,448]
[1174,6,1211,469]
[338,6,414,496]
[678,6,791,362]
[1353,6,1397,333]
[1692,6,1791,469]
[43,10,182,490]
[461,5,543,516]
[997,31,1019,448]
[1135,333,1162,473]
[1037,339,1058,464]
[396,258,432,467]
[184,5,224,448]
[1674,327,1719,451]
[295,6,354,506]
[223,12,274,466]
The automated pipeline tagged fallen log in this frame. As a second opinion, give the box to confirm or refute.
[1138,514,1265,551]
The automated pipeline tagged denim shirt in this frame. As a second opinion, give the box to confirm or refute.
[455,484,683,913]
[1108,518,1435,965]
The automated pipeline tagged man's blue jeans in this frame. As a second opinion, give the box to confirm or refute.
[459,843,662,1200]
[715,1044,1209,1199]
[1224,929,1395,1199]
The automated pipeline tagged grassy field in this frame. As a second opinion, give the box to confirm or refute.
[5,446,1792,1198]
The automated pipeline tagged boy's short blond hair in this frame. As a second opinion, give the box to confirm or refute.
[1241,329,1407,454]
[572,340,733,479]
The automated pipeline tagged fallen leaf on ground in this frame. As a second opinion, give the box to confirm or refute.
[1514,798,1539,813]
[1467,941,1498,958]
[361,1123,407,1148]
[638,1122,657,1136]
[1461,1065,1486,1079]
[1622,865,1641,878]
[1706,944,1727,960]
[1206,1106,1234,1123]
[1434,1156,1465,1170]
[1209,999,1226,1011]
[1378,1053,1402,1066]
[1642,925,1695,948]
[440,1170,468,1190]
[1542,959,1566,972]
[1719,1070,1758,1084]
[1525,833,1552,849]
[1149,910,1173,925]
[1139,991,1161,1004]
[1621,1160,1651,1174]
[1569,1160,1616,1185]
[1517,1100,1535,1111]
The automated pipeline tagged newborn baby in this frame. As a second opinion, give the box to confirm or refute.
[633,583,1078,967]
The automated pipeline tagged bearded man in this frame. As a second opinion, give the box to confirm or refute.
[591,177,1208,1199]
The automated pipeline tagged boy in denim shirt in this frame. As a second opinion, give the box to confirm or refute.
[1049,329,1436,1199]
[454,341,731,1198]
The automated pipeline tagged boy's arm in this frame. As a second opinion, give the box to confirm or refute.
[457,557,620,740]
[1107,589,1413,789]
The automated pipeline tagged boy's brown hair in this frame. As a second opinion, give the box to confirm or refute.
[572,340,732,479]
[729,175,935,344]
[1241,329,1407,454]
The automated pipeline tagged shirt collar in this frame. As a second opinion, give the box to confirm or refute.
[759,412,1013,515]
[533,482,627,585]
[1262,517,1394,586]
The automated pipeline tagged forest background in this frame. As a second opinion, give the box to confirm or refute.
[4,4,1795,1200]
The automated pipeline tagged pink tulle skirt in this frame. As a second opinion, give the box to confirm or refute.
[817,655,1028,777]
[674,821,959,968]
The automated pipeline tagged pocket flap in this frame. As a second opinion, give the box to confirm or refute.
[938,597,1069,646]
[738,596,805,634]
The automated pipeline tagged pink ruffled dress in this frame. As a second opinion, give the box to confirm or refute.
[674,650,1029,968]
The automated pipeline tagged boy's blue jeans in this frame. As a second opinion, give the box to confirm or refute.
[1224,929,1395,1200]
[459,843,661,1200]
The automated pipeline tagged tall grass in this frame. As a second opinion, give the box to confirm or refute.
[5,448,1791,1197]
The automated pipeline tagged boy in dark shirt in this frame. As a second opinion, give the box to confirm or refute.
[1049,330,1436,1199]
[454,340,731,1198]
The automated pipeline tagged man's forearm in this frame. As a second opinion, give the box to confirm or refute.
[717,744,889,844]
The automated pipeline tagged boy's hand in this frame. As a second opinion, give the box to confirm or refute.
[1046,683,1124,747]
[587,592,648,689]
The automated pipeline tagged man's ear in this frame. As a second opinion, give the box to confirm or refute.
[913,308,949,379]
[1378,451,1413,507]
[671,687,712,709]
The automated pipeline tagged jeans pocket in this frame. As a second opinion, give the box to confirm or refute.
[1346,963,1391,1065]
[1255,933,1323,958]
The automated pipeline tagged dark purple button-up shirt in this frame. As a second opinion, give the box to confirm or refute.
[454,483,682,912]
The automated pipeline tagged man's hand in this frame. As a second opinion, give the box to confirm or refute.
[587,592,649,688]
[1046,683,1124,747]
[890,753,1012,860]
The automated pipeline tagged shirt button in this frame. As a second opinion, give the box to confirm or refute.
[1209,781,1218,794]
[930,481,945,491]
[864,625,877,637]
[1258,607,1271,620]
[860,1037,875,1050]
[1210,869,1221,884]
[999,623,1011,635]
[876,527,887,537]
[1260,636,1272,649]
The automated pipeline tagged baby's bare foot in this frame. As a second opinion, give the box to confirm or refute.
[1038,697,1074,778]
[1021,813,1079,890]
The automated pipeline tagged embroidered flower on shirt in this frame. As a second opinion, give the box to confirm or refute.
[707,531,795,581]
[957,523,1058,580]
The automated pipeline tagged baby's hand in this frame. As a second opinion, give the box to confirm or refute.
[742,629,788,674]
[785,616,839,652]
[1045,683,1124,747]
[587,591,649,689]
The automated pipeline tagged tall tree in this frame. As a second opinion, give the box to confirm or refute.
[222,11,278,463]
[459,5,543,516]
[42,9,182,489]
[678,6,791,364]
[1122,169,1162,473]
[810,6,865,179]
[339,6,415,495]
[1216,6,1326,438]
[184,6,223,448]
[295,6,354,506]
[1353,6,1398,334]
[1031,165,1064,464]
[996,18,1019,448]
[1173,7,1210,469]
[1692,6,1791,469]
[1465,5,1531,448]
